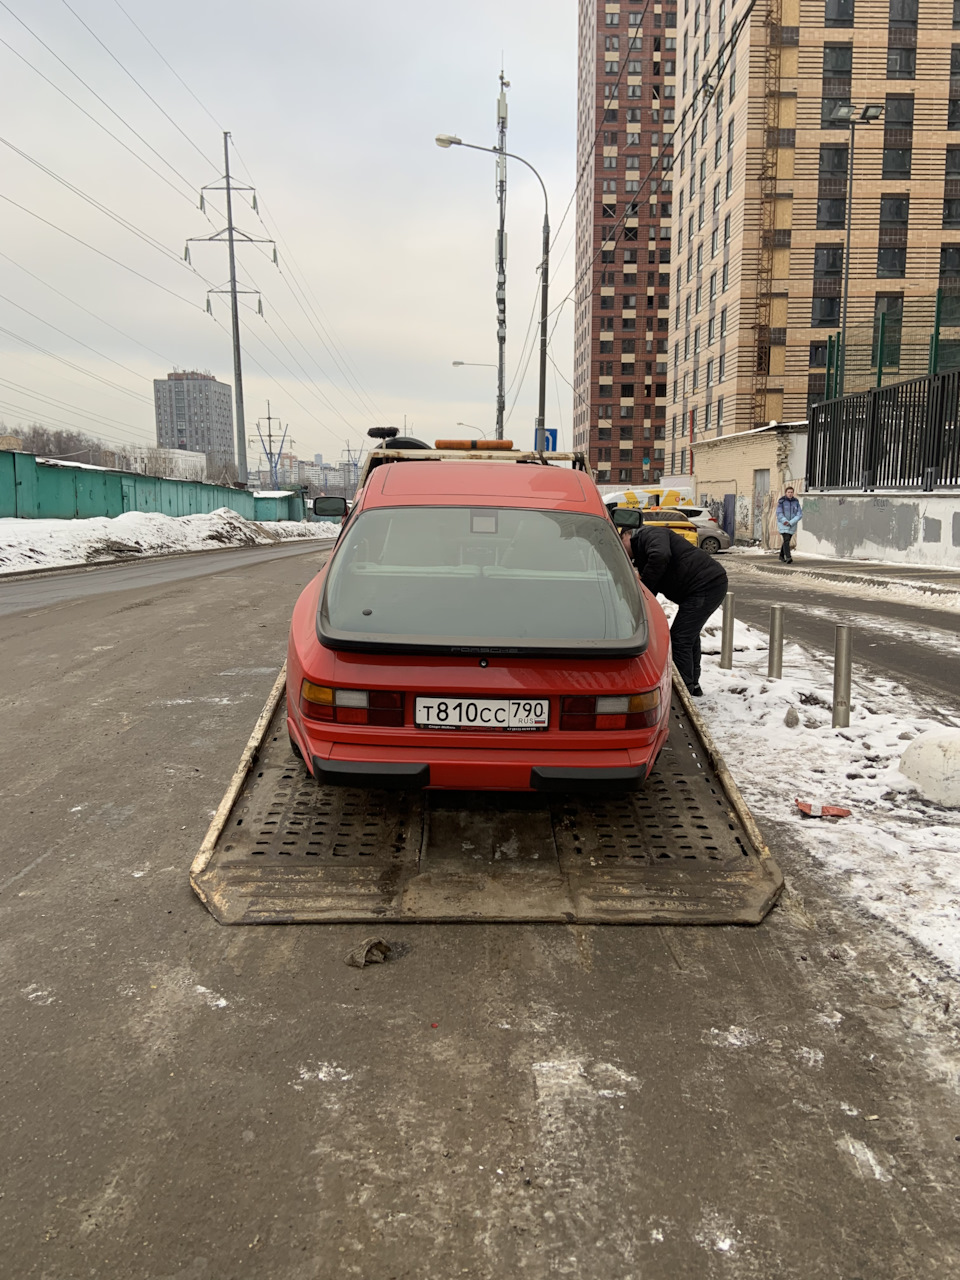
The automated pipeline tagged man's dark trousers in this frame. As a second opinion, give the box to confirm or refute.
[670,578,728,689]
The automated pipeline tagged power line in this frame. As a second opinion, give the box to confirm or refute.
[0,136,198,270]
[0,34,196,204]
[231,150,386,424]
[550,0,653,251]
[262,253,386,427]
[209,311,347,450]
[0,0,205,195]
[203,188,386,433]
[232,309,342,433]
[548,6,754,324]
[0,376,154,438]
[547,349,589,414]
[0,192,204,309]
[0,324,152,403]
[0,394,153,450]
[254,207,387,424]
[505,305,543,425]
[551,356,565,450]
[75,6,388,433]
[57,0,218,172]
[239,257,367,431]
[505,277,543,399]
[260,310,361,431]
[0,290,154,383]
[208,309,365,456]
[0,250,174,364]
[247,195,387,420]
[110,0,225,134]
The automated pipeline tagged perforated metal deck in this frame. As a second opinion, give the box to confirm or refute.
[191,672,782,924]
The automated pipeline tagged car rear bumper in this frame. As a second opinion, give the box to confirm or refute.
[530,764,647,791]
[302,736,664,792]
[312,758,431,789]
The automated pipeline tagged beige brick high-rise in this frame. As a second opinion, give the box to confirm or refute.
[668,0,958,475]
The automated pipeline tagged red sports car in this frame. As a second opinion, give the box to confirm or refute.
[286,452,672,791]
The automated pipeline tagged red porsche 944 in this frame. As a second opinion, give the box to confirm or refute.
[286,448,671,791]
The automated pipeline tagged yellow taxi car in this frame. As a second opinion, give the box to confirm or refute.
[640,508,701,546]
[604,499,700,547]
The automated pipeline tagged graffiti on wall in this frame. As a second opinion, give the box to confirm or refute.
[804,496,920,556]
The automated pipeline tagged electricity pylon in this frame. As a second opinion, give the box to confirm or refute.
[186,132,276,484]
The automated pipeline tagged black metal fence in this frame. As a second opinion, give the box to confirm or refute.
[807,369,960,491]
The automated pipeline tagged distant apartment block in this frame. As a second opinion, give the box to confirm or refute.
[154,371,235,470]
[667,0,958,474]
[574,0,677,486]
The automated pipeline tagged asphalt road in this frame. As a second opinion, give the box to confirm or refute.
[2,545,959,1278]
[0,539,336,618]
[725,554,960,708]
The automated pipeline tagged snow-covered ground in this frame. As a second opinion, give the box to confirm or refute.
[0,509,339,575]
[728,548,960,611]
[684,604,960,976]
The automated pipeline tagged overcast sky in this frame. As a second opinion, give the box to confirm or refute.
[0,0,579,470]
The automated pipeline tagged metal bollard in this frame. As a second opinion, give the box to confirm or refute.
[768,605,784,680]
[832,624,852,728]
[719,592,735,669]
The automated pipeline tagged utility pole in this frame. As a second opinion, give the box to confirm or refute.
[342,441,362,497]
[253,400,289,491]
[495,71,509,440]
[435,133,549,450]
[223,135,247,484]
[186,131,276,486]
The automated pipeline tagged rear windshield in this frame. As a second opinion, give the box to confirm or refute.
[318,506,646,654]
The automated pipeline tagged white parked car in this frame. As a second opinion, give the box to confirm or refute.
[659,506,731,553]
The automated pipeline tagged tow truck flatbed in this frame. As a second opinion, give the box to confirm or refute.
[190,667,783,925]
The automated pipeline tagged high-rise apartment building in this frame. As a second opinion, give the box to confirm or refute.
[574,0,677,486]
[668,0,957,474]
[154,371,235,470]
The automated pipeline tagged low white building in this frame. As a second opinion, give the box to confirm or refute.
[103,447,208,481]
[692,422,808,548]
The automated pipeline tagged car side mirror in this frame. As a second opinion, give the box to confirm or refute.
[611,507,641,529]
[313,496,348,518]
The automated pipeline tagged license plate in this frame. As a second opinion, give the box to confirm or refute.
[414,696,549,730]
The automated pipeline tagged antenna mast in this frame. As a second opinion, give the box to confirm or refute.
[495,71,509,440]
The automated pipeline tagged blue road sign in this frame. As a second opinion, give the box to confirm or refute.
[536,428,558,451]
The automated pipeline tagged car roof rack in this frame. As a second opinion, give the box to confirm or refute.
[358,448,590,486]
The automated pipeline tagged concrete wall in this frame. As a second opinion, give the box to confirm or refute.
[0,451,305,523]
[799,494,960,567]
[692,427,807,547]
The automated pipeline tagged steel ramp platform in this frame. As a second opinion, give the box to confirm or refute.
[190,667,783,925]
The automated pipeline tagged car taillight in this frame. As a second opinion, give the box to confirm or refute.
[299,682,404,726]
[559,691,660,731]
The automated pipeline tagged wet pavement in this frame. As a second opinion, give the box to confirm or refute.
[2,543,959,1278]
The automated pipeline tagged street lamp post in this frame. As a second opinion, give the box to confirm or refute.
[830,103,884,395]
[437,134,550,451]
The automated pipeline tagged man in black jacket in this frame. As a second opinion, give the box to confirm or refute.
[625,515,728,697]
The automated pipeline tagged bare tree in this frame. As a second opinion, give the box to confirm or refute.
[16,424,111,465]
[206,454,240,487]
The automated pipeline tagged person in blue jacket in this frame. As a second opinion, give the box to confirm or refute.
[776,485,802,564]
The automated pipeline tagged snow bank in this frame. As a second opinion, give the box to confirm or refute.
[900,730,960,808]
[686,601,960,974]
[0,509,339,575]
